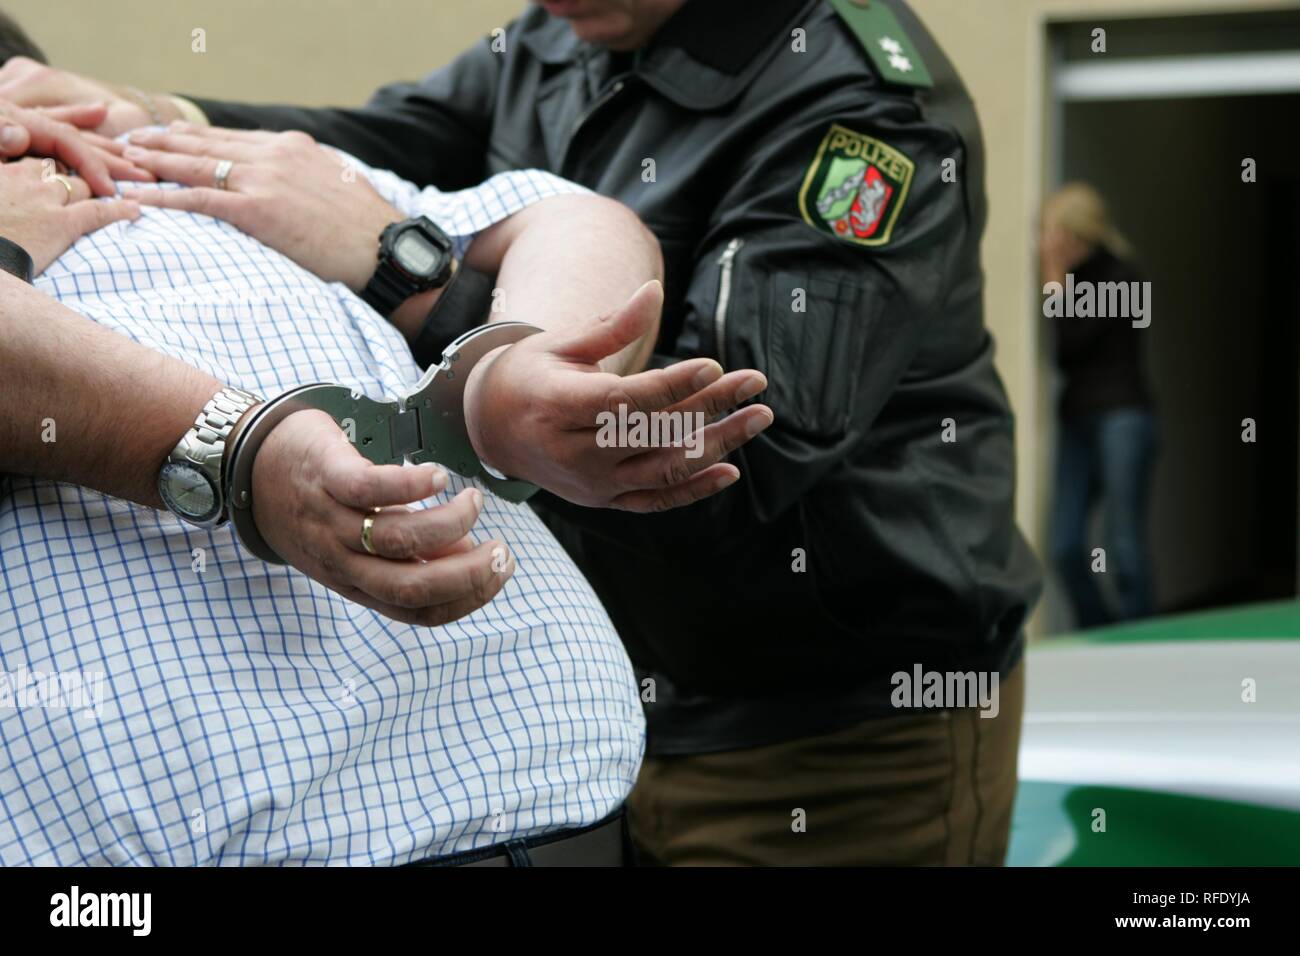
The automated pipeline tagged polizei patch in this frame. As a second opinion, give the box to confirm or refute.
[799,124,914,247]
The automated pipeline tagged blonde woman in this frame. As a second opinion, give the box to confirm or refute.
[1041,183,1157,627]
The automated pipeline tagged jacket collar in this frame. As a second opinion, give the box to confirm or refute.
[520,0,814,110]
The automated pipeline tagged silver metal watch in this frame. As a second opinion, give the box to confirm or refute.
[158,385,262,528]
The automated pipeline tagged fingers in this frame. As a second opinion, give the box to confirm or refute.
[551,355,760,431]
[552,279,664,364]
[82,130,127,155]
[612,404,774,491]
[86,131,158,179]
[127,127,259,162]
[0,119,30,157]
[64,197,141,236]
[121,184,241,221]
[340,578,505,629]
[40,102,108,129]
[79,130,155,183]
[120,145,229,189]
[339,487,485,561]
[8,108,154,184]
[321,454,448,511]
[547,358,717,429]
[416,532,477,562]
[312,453,510,625]
[54,138,116,196]
[30,115,119,196]
[662,368,768,422]
[94,144,154,183]
[610,463,740,513]
[596,359,722,418]
[613,364,766,421]
[336,537,514,624]
[161,121,275,145]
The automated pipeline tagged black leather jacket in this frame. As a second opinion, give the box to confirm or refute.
[193,0,1042,755]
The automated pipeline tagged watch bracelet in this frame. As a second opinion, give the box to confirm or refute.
[168,385,261,526]
[185,386,261,466]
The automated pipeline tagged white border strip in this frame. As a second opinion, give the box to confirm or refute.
[1056,51,1300,100]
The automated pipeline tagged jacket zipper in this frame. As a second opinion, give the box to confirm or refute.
[570,78,627,139]
[714,238,744,367]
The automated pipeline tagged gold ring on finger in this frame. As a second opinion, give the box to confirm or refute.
[49,173,74,203]
[361,508,381,555]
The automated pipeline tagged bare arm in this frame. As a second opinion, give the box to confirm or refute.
[462,194,663,375]
[387,194,661,376]
[0,275,215,507]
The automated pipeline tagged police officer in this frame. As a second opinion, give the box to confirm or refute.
[3,0,1042,865]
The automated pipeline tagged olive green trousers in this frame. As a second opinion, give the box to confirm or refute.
[629,662,1025,866]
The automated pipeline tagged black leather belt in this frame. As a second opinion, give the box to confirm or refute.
[406,810,627,867]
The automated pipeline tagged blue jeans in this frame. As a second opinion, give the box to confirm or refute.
[1049,408,1158,628]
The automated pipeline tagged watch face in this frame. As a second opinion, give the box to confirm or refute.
[158,462,220,524]
[393,229,442,279]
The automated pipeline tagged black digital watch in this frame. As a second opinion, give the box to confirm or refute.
[360,216,456,318]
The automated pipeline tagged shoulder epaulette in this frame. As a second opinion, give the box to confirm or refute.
[827,0,933,90]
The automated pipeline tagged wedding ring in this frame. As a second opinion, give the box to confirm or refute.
[361,509,380,555]
[213,159,234,191]
[49,173,74,202]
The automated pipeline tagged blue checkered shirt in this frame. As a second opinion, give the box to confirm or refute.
[0,156,644,865]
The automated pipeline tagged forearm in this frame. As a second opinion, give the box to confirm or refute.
[0,275,219,508]
[464,195,665,375]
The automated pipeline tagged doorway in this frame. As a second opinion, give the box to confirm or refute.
[1041,10,1300,628]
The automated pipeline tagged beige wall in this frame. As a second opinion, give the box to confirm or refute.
[5,0,526,105]
[10,0,1292,630]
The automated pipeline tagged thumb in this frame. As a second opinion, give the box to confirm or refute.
[0,121,31,157]
[553,279,664,364]
[66,198,141,238]
[43,102,110,130]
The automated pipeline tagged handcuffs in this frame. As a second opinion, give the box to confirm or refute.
[224,321,542,564]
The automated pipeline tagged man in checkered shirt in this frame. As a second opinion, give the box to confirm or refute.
[0,31,772,862]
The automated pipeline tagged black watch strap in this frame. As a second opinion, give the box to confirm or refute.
[360,262,415,317]
[0,236,35,284]
[410,265,497,370]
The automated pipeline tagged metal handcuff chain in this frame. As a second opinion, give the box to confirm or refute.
[225,321,542,564]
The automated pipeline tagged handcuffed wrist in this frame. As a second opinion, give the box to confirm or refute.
[462,343,512,474]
